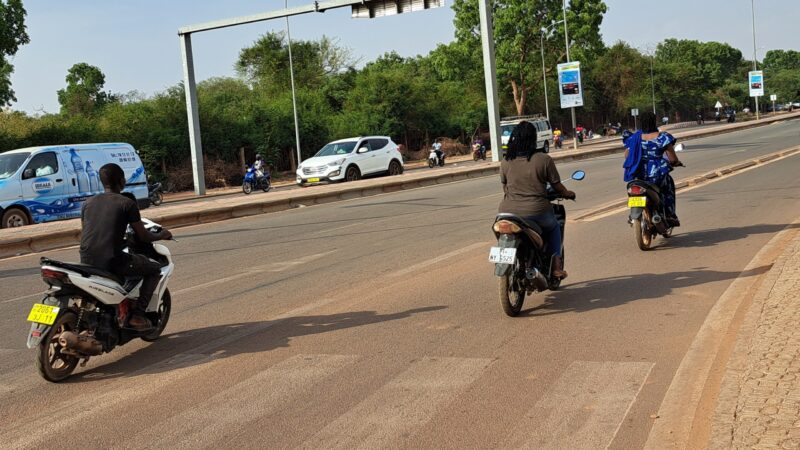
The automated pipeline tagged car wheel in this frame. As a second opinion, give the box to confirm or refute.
[345,166,361,182]
[543,141,550,153]
[388,160,403,176]
[2,208,29,228]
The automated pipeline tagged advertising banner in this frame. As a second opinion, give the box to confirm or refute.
[558,61,584,108]
[749,71,764,97]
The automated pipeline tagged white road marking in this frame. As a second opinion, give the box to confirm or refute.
[122,354,359,450]
[300,356,492,449]
[476,192,503,200]
[1,292,44,304]
[174,250,336,295]
[391,242,488,278]
[0,296,344,447]
[579,149,800,223]
[504,361,653,450]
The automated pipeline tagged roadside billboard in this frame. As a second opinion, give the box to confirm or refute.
[749,71,764,97]
[558,61,584,108]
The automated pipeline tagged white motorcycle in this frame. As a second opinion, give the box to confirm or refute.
[26,219,175,382]
[428,144,445,168]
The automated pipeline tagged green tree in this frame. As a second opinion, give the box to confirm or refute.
[0,0,29,106]
[57,63,116,116]
[451,0,607,115]
[763,49,800,72]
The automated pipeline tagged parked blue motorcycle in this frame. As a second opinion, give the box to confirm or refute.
[242,166,271,195]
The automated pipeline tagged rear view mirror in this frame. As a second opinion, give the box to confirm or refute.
[571,170,586,181]
[357,147,369,154]
[22,169,34,179]
[674,143,686,152]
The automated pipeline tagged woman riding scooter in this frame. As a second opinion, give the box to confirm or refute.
[498,121,575,279]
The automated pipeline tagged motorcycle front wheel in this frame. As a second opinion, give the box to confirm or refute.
[428,159,435,168]
[142,289,171,342]
[150,191,163,206]
[36,310,79,382]
[242,182,253,195]
[499,263,525,317]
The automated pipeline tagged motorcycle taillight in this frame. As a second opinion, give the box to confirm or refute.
[628,185,645,196]
[41,268,69,286]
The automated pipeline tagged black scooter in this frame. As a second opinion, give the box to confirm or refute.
[489,170,585,316]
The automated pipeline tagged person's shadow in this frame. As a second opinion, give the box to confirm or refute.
[655,223,799,250]
[522,265,771,317]
[67,306,445,382]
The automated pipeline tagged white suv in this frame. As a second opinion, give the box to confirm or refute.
[296,136,404,186]
[500,115,554,153]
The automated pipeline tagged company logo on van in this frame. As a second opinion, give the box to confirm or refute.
[33,178,54,194]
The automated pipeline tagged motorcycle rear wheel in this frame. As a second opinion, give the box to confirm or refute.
[261,179,271,193]
[36,310,79,382]
[499,267,525,317]
[142,289,171,342]
[242,182,253,195]
[635,216,652,251]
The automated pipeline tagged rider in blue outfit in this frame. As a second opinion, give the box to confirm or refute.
[623,112,683,226]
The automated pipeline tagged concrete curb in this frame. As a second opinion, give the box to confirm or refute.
[1,111,798,259]
[643,218,800,450]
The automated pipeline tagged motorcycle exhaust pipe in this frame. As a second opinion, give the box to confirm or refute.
[526,268,549,292]
[59,331,103,356]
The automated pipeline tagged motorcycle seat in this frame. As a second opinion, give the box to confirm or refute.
[40,257,125,285]
[494,213,545,250]
[627,179,661,194]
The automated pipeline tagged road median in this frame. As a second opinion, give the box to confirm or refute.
[1,111,798,259]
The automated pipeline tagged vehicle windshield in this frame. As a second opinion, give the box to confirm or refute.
[501,125,516,137]
[315,141,357,157]
[0,152,30,180]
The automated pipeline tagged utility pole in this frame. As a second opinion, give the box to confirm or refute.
[286,0,302,168]
[479,0,502,163]
[562,0,578,150]
[751,0,760,120]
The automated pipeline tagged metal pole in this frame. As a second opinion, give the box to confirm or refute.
[541,33,549,121]
[751,0,760,120]
[650,56,656,114]
[563,0,577,150]
[180,33,206,196]
[478,0,502,163]
[286,0,302,167]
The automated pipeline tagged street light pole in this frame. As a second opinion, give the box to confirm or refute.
[540,20,564,122]
[751,0,760,120]
[286,0,302,168]
[478,0,502,163]
[650,56,656,114]
[562,0,578,150]
[540,33,549,121]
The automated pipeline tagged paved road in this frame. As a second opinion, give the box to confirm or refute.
[1,120,799,448]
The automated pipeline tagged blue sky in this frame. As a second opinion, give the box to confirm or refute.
[10,0,800,113]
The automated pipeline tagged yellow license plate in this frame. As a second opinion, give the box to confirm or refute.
[27,304,60,325]
[628,196,647,208]
[307,178,320,183]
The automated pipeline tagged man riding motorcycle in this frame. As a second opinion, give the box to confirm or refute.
[79,164,172,330]
[253,154,267,180]
[499,121,575,279]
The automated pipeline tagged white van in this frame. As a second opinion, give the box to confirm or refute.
[500,115,554,153]
[0,143,149,228]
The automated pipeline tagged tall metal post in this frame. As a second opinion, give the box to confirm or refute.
[650,56,656,114]
[751,0,760,120]
[478,0,502,163]
[286,0,302,167]
[180,33,206,196]
[540,33,549,121]
[562,0,578,150]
